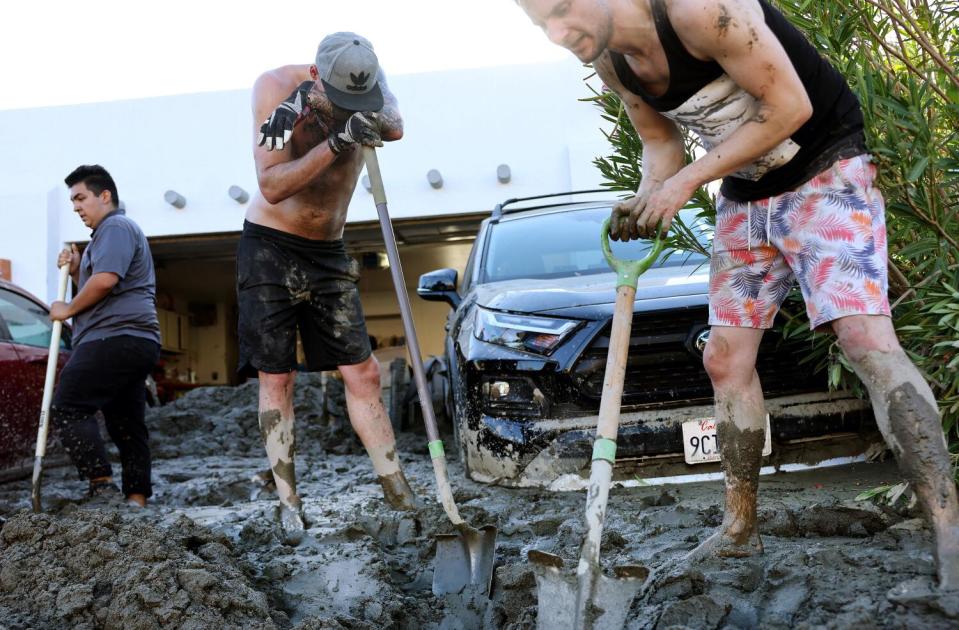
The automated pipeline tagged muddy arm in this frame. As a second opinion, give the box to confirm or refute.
[594,54,686,240]
[252,73,341,204]
[665,0,813,191]
[594,54,686,193]
[374,70,403,142]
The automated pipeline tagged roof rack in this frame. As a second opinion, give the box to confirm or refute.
[490,189,613,219]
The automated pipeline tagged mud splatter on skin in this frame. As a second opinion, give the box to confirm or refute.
[887,382,959,588]
[273,458,296,492]
[716,479,763,557]
[365,443,402,477]
[848,347,959,589]
[716,4,734,36]
[259,408,298,503]
[763,63,776,84]
[717,420,765,484]
[377,471,417,511]
[715,421,766,555]
[258,410,282,444]
[888,382,953,508]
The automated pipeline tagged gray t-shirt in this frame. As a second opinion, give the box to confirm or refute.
[73,209,160,346]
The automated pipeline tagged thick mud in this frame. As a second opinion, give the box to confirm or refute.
[147,373,363,460]
[1,376,957,628]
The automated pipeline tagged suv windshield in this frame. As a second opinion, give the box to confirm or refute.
[482,206,709,283]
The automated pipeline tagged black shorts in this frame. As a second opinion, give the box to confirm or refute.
[236,221,371,377]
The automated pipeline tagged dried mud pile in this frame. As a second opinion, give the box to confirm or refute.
[1,379,957,628]
[0,510,274,629]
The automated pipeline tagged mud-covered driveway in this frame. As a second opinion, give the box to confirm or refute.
[1,376,956,628]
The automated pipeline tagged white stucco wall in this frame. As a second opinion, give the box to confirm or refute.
[0,58,614,302]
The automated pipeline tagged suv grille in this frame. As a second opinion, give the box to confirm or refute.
[571,307,822,406]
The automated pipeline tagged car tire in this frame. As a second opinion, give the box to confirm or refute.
[402,356,452,431]
[387,357,409,432]
[431,356,451,429]
[449,383,475,474]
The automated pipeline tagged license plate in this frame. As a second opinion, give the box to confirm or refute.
[681,415,772,465]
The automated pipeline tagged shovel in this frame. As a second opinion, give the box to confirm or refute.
[31,261,72,512]
[362,147,497,597]
[529,219,665,629]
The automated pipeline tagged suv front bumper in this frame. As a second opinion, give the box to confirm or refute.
[462,391,877,487]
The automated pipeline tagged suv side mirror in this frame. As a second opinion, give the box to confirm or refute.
[417,268,460,308]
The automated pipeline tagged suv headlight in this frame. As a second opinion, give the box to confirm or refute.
[474,307,580,355]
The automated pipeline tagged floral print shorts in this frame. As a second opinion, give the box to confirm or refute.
[709,154,891,330]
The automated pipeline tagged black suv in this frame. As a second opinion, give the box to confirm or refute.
[417,192,876,487]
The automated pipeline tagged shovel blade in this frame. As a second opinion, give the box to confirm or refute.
[432,524,497,596]
[530,551,646,629]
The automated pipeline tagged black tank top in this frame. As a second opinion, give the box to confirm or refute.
[610,0,865,202]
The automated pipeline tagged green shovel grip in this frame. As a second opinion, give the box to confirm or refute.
[428,440,445,459]
[601,218,667,289]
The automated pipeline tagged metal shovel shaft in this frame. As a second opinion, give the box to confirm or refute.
[363,147,496,597]
[363,147,464,526]
[31,263,71,513]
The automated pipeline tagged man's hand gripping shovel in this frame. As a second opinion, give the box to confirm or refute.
[528,219,666,629]
[362,147,497,597]
[31,262,71,513]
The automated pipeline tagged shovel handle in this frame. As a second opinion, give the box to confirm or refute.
[32,262,71,512]
[363,147,464,526]
[600,218,667,289]
[577,222,666,573]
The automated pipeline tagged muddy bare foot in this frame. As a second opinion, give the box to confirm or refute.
[686,524,764,562]
[277,498,306,545]
[379,470,418,511]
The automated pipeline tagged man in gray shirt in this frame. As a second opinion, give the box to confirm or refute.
[49,164,161,507]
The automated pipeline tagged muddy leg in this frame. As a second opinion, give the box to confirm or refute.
[693,326,767,559]
[836,315,959,590]
[340,356,417,510]
[258,372,305,537]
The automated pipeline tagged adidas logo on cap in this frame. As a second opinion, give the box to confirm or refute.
[315,32,384,112]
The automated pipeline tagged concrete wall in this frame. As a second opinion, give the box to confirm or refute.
[0,58,612,303]
[0,192,53,300]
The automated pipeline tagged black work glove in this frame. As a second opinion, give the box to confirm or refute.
[327,111,383,155]
[258,81,314,151]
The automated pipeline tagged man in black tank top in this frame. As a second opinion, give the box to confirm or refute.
[517,0,958,590]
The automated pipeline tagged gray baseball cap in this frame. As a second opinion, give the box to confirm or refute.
[315,32,384,112]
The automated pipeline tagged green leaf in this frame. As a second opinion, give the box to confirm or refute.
[906,156,931,182]
[855,484,895,502]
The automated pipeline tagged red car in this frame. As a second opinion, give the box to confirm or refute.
[0,279,71,471]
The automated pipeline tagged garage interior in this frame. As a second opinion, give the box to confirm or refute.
[148,212,485,395]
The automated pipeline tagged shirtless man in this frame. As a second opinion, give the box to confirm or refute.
[516,0,958,589]
[241,32,416,538]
